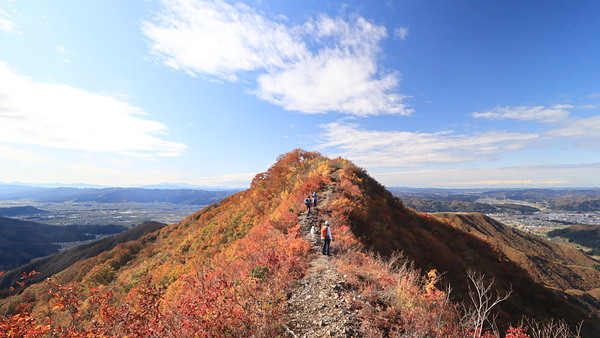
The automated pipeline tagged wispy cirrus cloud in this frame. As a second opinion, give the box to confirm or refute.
[373,163,600,188]
[546,115,600,147]
[0,144,50,163]
[0,62,187,158]
[143,0,410,116]
[0,8,16,33]
[472,103,600,147]
[190,172,256,187]
[472,104,572,123]
[58,163,255,188]
[394,26,409,40]
[317,122,537,168]
[54,45,71,63]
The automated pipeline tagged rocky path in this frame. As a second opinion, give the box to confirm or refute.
[284,186,361,337]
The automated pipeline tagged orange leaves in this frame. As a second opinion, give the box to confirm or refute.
[4,270,39,298]
[310,163,333,178]
[505,327,530,338]
[19,271,38,281]
[0,313,52,337]
[334,250,462,337]
[329,197,355,217]
[425,269,440,294]
[49,284,81,321]
[90,275,173,337]
[340,178,362,200]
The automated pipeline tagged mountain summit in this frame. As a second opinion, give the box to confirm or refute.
[1,149,597,336]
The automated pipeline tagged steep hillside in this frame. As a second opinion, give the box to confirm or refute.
[436,213,599,288]
[399,197,540,214]
[0,150,596,336]
[0,221,166,297]
[327,166,598,333]
[436,213,600,312]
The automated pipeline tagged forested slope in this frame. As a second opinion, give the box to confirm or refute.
[0,150,596,336]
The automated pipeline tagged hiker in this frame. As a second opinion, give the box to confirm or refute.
[321,220,333,256]
[304,196,312,214]
[311,192,319,208]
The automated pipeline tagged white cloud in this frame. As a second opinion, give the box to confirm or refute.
[372,163,600,188]
[472,104,572,123]
[472,104,574,122]
[394,26,409,40]
[54,45,67,54]
[143,0,305,81]
[546,115,600,147]
[62,163,189,186]
[61,163,254,188]
[0,8,16,33]
[317,122,538,168]
[144,0,409,116]
[0,144,50,163]
[53,45,71,63]
[255,48,408,116]
[190,172,255,187]
[472,103,600,148]
[0,62,187,157]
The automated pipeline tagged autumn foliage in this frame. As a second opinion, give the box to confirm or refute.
[0,149,590,337]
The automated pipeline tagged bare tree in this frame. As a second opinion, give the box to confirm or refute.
[524,318,582,338]
[460,270,512,338]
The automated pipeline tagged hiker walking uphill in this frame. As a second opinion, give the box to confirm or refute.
[321,221,333,256]
[286,183,361,337]
[311,192,319,208]
[304,195,312,215]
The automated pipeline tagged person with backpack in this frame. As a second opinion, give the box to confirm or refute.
[311,192,319,208]
[304,196,312,214]
[320,220,333,256]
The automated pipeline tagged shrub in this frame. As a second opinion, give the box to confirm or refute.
[85,263,116,286]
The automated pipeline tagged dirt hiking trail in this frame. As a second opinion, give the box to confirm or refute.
[285,186,361,337]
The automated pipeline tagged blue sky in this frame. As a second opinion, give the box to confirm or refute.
[1,0,599,188]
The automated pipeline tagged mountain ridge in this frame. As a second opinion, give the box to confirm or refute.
[0,150,597,336]
[0,185,238,204]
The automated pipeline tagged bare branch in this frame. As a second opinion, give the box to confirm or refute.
[460,270,512,338]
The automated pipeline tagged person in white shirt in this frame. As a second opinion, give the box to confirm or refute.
[320,220,333,256]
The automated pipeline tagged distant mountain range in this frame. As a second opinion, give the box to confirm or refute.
[1,151,598,336]
[389,187,600,194]
[1,181,241,190]
[389,187,600,212]
[0,184,241,204]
